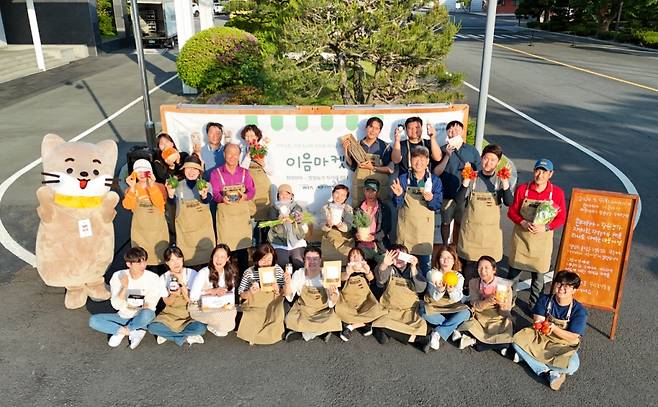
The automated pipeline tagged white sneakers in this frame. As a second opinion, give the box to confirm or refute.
[430,332,441,350]
[458,335,476,350]
[156,336,167,345]
[207,326,228,337]
[108,333,125,348]
[129,330,147,350]
[513,352,520,363]
[451,330,462,342]
[186,335,205,345]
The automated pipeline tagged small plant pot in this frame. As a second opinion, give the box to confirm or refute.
[357,227,371,241]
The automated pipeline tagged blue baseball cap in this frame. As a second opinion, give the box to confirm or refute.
[534,159,554,171]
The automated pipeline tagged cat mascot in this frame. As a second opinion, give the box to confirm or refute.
[36,134,120,309]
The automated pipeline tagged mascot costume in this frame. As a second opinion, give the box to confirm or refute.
[36,134,120,309]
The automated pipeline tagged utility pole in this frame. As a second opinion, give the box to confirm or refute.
[474,0,498,152]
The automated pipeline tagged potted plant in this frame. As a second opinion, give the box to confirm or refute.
[352,209,372,241]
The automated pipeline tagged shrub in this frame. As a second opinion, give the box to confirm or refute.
[97,0,117,38]
[631,30,658,49]
[176,27,263,95]
[527,21,540,29]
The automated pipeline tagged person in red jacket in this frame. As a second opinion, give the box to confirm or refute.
[507,159,566,309]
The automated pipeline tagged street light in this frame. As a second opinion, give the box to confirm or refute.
[129,0,157,148]
[474,0,498,153]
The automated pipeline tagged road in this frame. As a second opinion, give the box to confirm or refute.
[0,12,656,406]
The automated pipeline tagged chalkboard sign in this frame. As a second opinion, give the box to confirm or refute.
[555,188,638,340]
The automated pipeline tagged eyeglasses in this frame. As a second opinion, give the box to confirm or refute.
[555,283,575,290]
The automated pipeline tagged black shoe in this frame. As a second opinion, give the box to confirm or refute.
[416,335,431,353]
[323,332,332,343]
[339,327,352,342]
[373,328,389,345]
[357,324,373,337]
[284,331,302,343]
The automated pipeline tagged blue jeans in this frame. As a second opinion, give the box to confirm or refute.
[419,304,471,341]
[89,310,155,335]
[416,254,431,278]
[512,343,580,376]
[148,321,207,346]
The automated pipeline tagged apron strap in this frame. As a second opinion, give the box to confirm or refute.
[241,167,246,185]
[546,295,573,322]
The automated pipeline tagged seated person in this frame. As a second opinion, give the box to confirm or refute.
[320,184,354,263]
[420,245,471,351]
[236,243,287,345]
[89,247,160,349]
[512,270,588,391]
[147,246,206,346]
[335,248,386,342]
[284,247,342,342]
[268,184,308,270]
[189,244,238,337]
[458,255,513,353]
[371,244,431,352]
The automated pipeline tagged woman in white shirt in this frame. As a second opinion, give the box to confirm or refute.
[420,245,471,351]
[189,244,238,337]
[147,246,206,346]
[284,247,342,342]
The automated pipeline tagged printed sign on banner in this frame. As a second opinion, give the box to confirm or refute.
[161,104,469,241]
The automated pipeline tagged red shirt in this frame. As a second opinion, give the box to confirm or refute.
[507,181,566,231]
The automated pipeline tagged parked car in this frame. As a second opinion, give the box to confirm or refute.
[214,0,228,15]
[192,2,199,17]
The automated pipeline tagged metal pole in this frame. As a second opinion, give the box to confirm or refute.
[474,0,498,153]
[129,0,157,148]
[25,0,46,71]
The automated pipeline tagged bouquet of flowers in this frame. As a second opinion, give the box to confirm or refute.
[258,211,315,228]
[533,201,559,225]
[461,162,477,181]
[496,166,511,180]
[249,138,269,160]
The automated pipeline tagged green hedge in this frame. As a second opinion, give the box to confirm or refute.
[97,0,117,38]
[631,30,658,49]
[176,27,263,95]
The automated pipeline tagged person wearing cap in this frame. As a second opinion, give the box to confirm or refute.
[123,159,169,266]
[210,143,256,272]
[507,159,567,308]
[390,116,443,174]
[433,120,481,247]
[391,146,442,277]
[354,178,392,266]
[341,117,394,206]
[267,184,308,270]
[165,155,215,267]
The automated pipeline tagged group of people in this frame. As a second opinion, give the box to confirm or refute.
[89,116,586,391]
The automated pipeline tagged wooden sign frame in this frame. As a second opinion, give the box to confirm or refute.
[555,188,639,340]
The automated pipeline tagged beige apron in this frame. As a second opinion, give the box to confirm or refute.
[459,281,513,344]
[285,285,342,333]
[131,195,169,266]
[396,183,434,256]
[237,291,285,345]
[321,227,354,263]
[215,168,254,251]
[249,161,272,221]
[509,183,555,273]
[458,183,503,262]
[352,153,391,205]
[188,301,236,334]
[423,291,469,315]
[154,294,193,332]
[175,189,215,266]
[335,275,386,324]
[513,297,580,369]
[372,275,427,336]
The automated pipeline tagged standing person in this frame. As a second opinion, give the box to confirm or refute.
[166,155,215,267]
[240,125,272,244]
[152,133,189,184]
[458,256,514,354]
[210,143,256,272]
[335,248,386,342]
[507,159,567,309]
[200,122,225,180]
[341,117,394,205]
[512,270,588,391]
[89,247,160,349]
[189,244,238,337]
[391,146,442,277]
[320,184,354,263]
[236,243,287,345]
[390,116,442,174]
[371,245,431,352]
[354,178,392,266]
[433,120,481,246]
[268,184,308,270]
[420,245,471,351]
[284,247,342,342]
[123,159,169,267]
[147,246,206,346]
[456,144,513,288]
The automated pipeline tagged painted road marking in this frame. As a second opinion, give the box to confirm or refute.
[0,74,179,267]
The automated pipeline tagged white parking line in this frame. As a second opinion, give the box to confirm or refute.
[0,74,179,267]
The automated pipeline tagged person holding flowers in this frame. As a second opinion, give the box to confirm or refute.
[507,159,567,309]
[353,178,392,267]
[152,132,189,184]
[266,184,310,270]
[320,184,354,263]
[455,144,513,289]
[123,159,169,267]
[240,125,272,244]
[420,245,471,351]
[165,155,215,268]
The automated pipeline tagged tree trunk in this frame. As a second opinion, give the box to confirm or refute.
[353,67,365,104]
[337,55,351,104]
[596,2,613,35]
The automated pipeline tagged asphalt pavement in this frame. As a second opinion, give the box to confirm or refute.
[0,12,655,407]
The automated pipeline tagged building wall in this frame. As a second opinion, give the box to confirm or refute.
[470,0,519,14]
[0,0,100,55]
